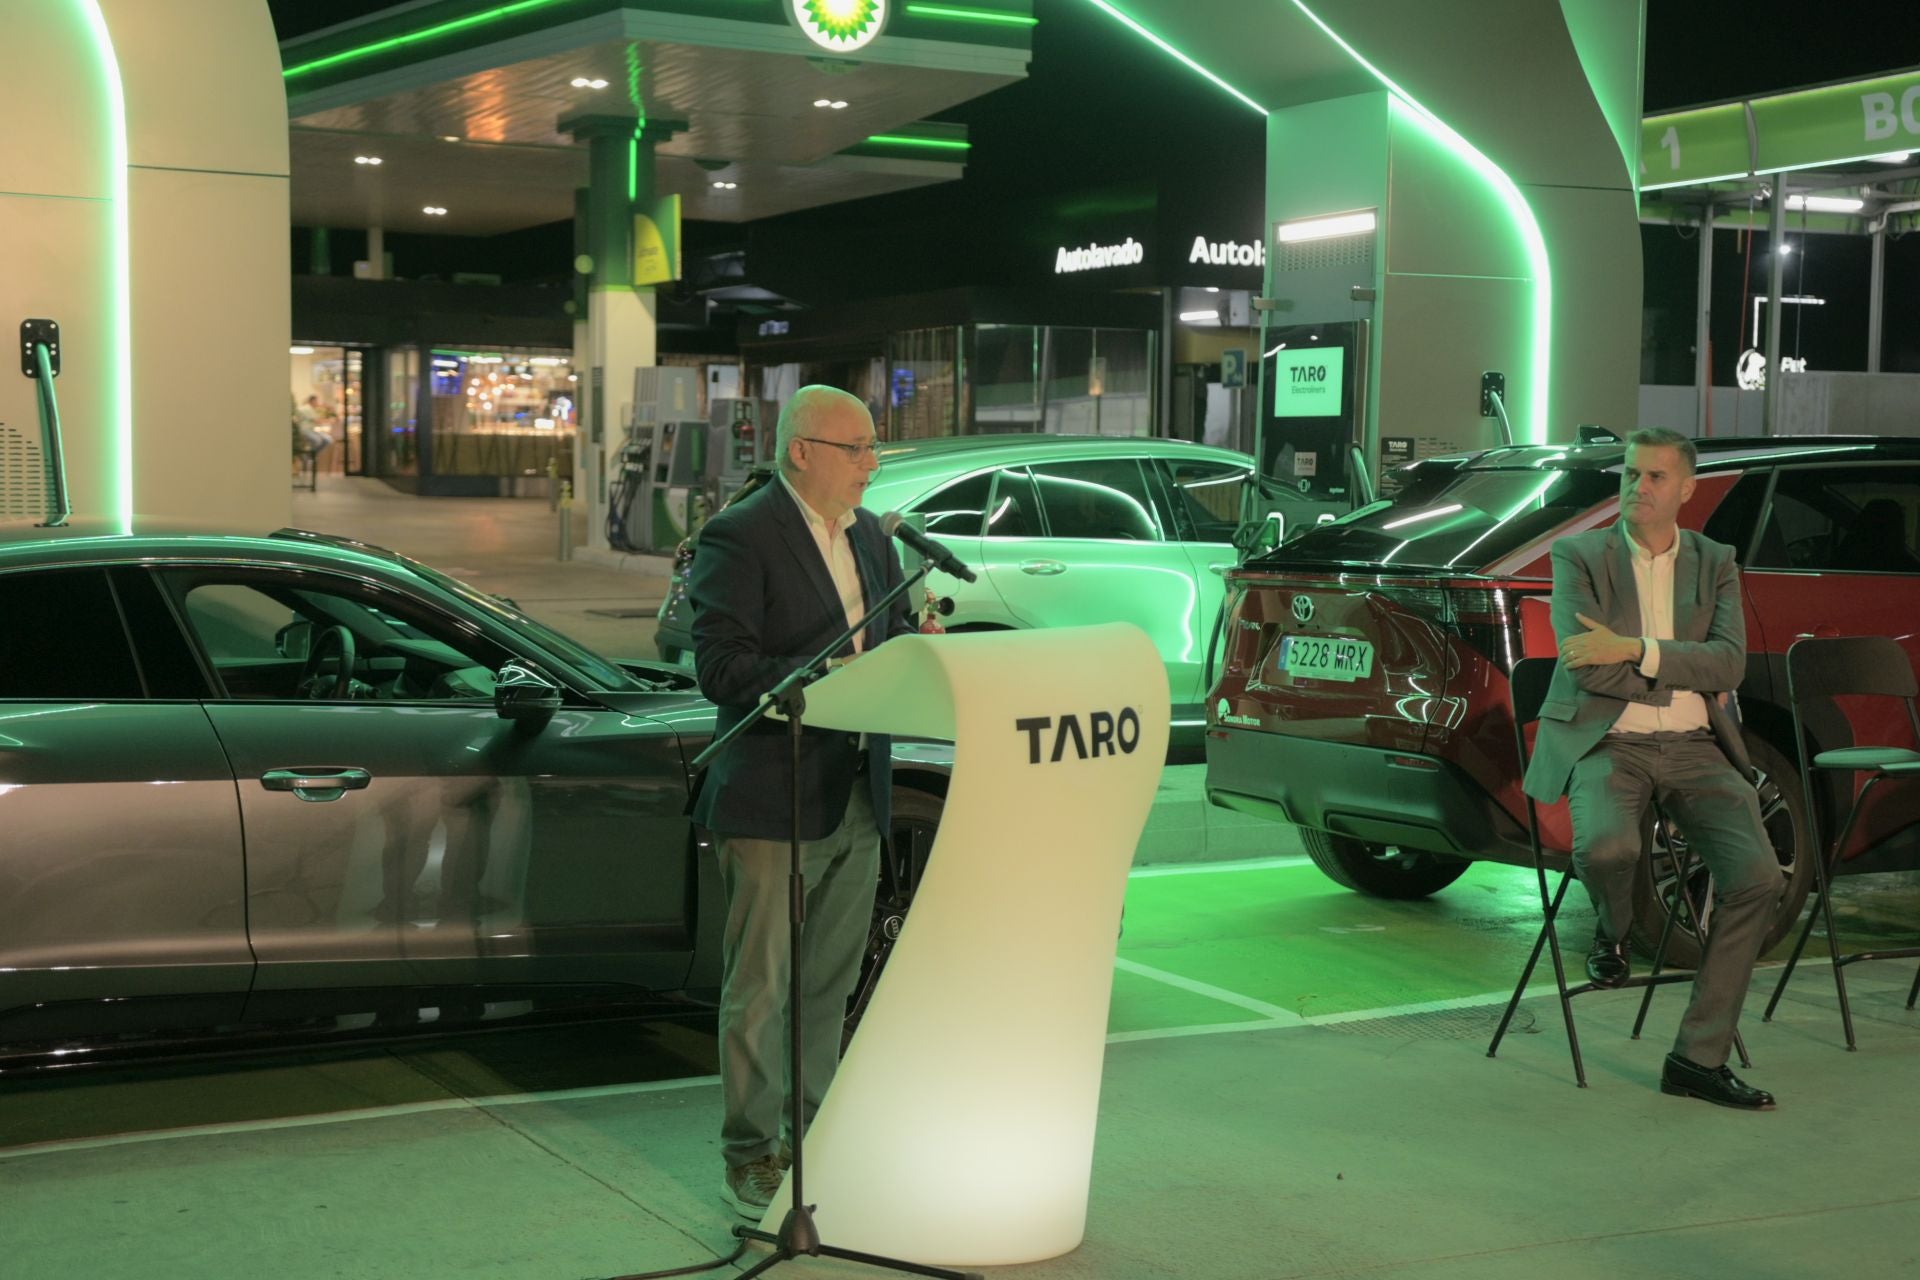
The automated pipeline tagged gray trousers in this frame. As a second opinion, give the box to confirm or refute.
[1567,732,1780,1068]
[715,784,880,1169]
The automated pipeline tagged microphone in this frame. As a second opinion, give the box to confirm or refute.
[880,511,978,583]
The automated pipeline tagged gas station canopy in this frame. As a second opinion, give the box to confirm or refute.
[281,0,1034,235]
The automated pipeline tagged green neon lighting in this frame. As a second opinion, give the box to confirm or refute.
[1291,1,1550,446]
[865,134,971,150]
[282,0,564,79]
[904,4,1037,25]
[1641,170,1752,192]
[80,0,132,535]
[1081,0,1266,117]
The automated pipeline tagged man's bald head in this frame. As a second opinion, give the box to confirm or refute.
[775,385,869,473]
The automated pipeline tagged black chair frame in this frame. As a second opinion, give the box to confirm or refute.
[1761,635,1920,1049]
[1488,656,1750,1087]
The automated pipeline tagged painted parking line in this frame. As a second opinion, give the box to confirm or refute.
[1111,957,1305,1023]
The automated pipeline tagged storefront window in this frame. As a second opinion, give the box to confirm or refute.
[427,348,577,479]
[973,325,1041,432]
[289,344,366,475]
[889,327,962,440]
[386,347,420,477]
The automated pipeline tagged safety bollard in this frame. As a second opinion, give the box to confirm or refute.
[547,456,559,512]
[557,479,574,561]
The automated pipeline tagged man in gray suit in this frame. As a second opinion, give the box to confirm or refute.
[1522,427,1781,1109]
[691,385,914,1216]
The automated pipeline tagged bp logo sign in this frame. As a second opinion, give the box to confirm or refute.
[792,0,887,51]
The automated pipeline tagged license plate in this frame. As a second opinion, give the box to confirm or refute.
[1279,634,1374,682]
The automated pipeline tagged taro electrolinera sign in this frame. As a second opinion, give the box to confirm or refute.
[1273,345,1344,417]
[790,0,887,52]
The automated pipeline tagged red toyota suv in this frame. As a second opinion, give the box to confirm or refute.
[1206,435,1920,961]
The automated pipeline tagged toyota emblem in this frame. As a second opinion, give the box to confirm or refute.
[1291,594,1314,623]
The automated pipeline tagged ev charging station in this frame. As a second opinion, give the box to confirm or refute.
[1092,0,1645,496]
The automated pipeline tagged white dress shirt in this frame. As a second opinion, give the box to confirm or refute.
[1611,529,1711,735]
[779,473,867,654]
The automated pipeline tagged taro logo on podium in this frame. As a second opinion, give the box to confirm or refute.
[1014,708,1142,764]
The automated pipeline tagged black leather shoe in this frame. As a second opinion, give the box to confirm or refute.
[1660,1053,1776,1110]
[1585,933,1630,988]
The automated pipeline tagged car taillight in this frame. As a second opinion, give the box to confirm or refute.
[1374,582,1544,672]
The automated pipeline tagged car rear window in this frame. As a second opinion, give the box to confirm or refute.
[1261,467,1619,571]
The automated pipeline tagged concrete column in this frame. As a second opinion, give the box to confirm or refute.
[366,224,385,280]
[560,112,684,552]
[1762,186,1787,436]
[1694,204,1713,437]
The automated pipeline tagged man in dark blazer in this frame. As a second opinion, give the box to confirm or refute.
[1522,428,1781,1109]
[689,384,914,1218]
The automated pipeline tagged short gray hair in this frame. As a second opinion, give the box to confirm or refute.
[1626,426,1696,473]
[775,385,869,472]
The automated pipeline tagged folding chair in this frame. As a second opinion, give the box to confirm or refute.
[1762,635,1920,1048]
[1487,657,1749,1086]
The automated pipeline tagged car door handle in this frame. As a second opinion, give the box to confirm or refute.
[261,767,372,802]
[1019,559,1066,576]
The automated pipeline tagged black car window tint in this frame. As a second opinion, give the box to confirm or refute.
[1701,470,1773,565]
[1161,458,1248,544]
[1756,465,1920,573]
[1028,459,1160,541]
[986,467,1041,537]
[913,471,992,537]
[0,567,144,700]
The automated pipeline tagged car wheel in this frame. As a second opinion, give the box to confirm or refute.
[1300,828,1471,899]
[843,786,944,1046]
[1626,733,1813,967]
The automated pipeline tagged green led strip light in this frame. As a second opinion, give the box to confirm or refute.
[1081,0,1266,117]
[1291,0,1550,446]
[865,134,971,150]
[80,0,132,534]
[904,4,1037,25]
[283,0,566,79]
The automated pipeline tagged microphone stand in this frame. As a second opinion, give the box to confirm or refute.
[692,552,982,1280]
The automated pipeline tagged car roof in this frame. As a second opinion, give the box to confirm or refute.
[1437,434,1920,474]
[0,526,423,581]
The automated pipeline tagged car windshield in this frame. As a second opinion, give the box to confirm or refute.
[403,558,648,692]
[1257,467,1619,571]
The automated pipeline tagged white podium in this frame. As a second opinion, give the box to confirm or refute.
[761,624,1168,1266]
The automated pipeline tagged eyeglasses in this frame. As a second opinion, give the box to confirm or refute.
[799,437,880,461]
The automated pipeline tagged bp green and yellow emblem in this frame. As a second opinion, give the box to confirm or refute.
[791,0,886,52]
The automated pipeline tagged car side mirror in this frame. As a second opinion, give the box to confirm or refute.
[494,661,564,726]
[276,619,313,660]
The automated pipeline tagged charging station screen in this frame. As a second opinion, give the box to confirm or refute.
[1272,345,1344,418]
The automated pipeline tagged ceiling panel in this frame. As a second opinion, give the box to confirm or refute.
[289,34,1006,235]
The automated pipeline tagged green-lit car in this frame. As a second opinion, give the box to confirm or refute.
[0,528,948,1071]
[655,434,1323,726]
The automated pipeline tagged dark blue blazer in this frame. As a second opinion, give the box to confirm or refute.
[689,480,914,841]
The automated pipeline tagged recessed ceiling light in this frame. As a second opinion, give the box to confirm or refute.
[423,205,448,216]
[813,98,848,109]
[712,181,738,190]
[571,76,609,89]
[440,135,461,143]
[289,345,316,355]
[354,155,382,165]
